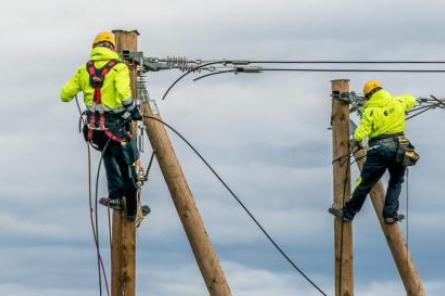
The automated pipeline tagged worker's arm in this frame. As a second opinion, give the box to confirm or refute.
[60,67,82,102]
[114,64,135,110]
[354,108,373,143]
[394,94,417,112]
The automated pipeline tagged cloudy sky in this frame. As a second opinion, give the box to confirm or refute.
[1,0,445,295]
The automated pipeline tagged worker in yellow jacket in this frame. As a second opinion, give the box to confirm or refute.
[329,80,417,224]
[60,32,142,221]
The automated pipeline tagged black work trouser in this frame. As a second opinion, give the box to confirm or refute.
[342,143,406,220]
[103,139,139,215]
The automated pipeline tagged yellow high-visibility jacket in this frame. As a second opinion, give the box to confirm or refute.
[60,47,132,112]
[354,89,417,143]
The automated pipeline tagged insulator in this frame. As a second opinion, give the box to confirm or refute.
[165,56,201,73]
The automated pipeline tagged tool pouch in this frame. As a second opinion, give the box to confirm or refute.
[396,136,420,166]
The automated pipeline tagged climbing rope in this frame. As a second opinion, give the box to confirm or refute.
[75,96,111,296]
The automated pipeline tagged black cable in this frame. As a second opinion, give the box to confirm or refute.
[144,152,156,181]
[406,104,439,120]
[161,61,224,101]
[408,103,438,114]
[88,145,103,296]
[95,139,111,296]
[246,60,445,64]
[193,69,237,82]
[75,96,110,296]
[142,115,328,296]
[250,67,445,73]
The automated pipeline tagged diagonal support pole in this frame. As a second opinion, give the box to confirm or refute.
[352,147,425,296]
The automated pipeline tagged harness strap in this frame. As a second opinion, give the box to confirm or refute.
[85,60,126,143]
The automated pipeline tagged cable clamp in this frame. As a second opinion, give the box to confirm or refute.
[332,91,352,103]
[331,91,362,104]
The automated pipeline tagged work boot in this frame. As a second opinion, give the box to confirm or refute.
[125,196,137,222]
[384,214,405,224]
[99,197,123,211]
[328,207,353,222]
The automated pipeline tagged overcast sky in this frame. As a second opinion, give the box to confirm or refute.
[1,0,444,295]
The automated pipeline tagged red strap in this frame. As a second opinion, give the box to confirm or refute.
[93,88,101,104]
[87,113,95,141]
[86,60,123,143]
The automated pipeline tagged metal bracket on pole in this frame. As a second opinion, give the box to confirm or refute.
[331,91,363,104]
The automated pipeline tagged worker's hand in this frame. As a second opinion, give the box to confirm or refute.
[349,139,363,150]
[131,108,143,121]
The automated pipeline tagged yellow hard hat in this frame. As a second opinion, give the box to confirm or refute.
[363,80,382,97]
[92,32,115,48]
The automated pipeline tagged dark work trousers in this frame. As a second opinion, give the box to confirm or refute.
[342,142,406,220]
[103,139,139,216]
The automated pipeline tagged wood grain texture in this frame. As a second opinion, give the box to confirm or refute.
[331,79,354,296]
[141,102,232,296]
[353,148,425,296]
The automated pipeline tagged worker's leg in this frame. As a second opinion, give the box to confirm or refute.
[99,138,125,200]
[103,156,125,199]
[115,141,138,219]
[384,162,406,219]
[342,148,387,220]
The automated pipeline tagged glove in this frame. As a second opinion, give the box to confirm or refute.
[131,108,142,121]
[349,139,363,150]
[121,108,142,121]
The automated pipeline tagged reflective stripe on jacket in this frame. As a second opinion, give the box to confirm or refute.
[354,89,417,143]
[60,47,132,111]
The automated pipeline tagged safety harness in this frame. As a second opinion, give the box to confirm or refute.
[85,60,128,143]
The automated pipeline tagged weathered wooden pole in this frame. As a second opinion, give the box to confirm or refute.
[139,78,232,295]
[111,29,139,296]
[331,79,354,296]
[352,148,425,295]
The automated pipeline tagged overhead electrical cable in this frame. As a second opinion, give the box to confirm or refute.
[142,115,328,296]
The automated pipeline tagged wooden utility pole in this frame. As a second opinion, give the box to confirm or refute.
[139,73,232,295]
[331,79,354,296]
[353,148,425,295]
[111,29,139,296]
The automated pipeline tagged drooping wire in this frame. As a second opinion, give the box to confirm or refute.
[75,96,111,296]
[142,115,327,296]
[161,61,224,101]
[95,139,112,296]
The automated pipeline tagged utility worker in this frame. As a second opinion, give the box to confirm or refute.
[60,32,142,221]
[329,80,417,224]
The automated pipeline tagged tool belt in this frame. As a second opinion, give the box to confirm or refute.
[369,133,419,167]
[395,135,420,167]
[83,111,133,151]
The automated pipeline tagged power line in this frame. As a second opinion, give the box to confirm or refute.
[142,115,328,296]
[163,62,445,101]
[246,60,445,64]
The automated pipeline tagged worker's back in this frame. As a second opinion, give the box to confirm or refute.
[355,89,416,141]
[60,47,132,112]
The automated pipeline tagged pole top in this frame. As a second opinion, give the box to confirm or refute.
[330,79,350,83]
[112,29,140,36]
